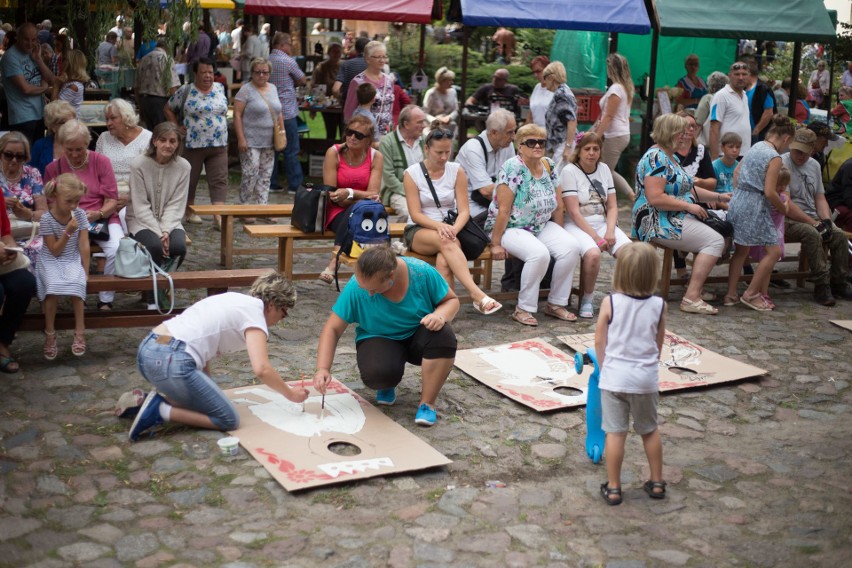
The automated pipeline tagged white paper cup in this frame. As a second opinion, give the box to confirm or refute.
[217,436,239,456]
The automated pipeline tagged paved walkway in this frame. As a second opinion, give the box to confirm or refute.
[1,182,851,567]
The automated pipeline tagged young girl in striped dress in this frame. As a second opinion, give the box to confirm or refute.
[37,173,90,360]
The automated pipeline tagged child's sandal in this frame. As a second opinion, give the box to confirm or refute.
[600,482,623,506]
[71,332,86,357]
[643,480,667,499]
[43,332,58,361]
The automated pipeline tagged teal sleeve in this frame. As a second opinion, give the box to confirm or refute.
[331,277,359,324]
[424,263,450,306]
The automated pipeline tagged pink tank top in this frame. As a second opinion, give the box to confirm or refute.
[325,144,374,228]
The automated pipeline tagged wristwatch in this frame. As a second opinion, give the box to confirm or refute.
[347,188,354,200]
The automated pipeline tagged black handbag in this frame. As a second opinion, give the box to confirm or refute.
[699,211,734,238]
[88,220,111,241]
[292,183,331,233]
[420,162,490,260]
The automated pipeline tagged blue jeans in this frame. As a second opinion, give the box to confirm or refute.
[136,333,239,430]
[270,116,303,190]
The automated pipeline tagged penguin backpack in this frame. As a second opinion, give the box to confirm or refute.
[335,200,390,290]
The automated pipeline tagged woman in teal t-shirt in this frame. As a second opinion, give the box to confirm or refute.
[313,246,459,427]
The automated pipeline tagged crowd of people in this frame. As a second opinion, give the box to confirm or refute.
[1,20,851,468]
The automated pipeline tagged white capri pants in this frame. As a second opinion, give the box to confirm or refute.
[563,214,632,257]
[650,215,725,258]
[96,223,125,303]
[499,221,582,313]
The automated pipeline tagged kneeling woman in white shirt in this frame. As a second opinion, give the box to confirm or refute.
[561,132,631,319]
[129,272,309,442]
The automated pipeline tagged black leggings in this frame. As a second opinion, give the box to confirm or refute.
[132,229,187,269]
[355,324,457,390]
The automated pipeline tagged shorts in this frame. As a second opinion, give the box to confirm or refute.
[601,389,659,435]
[403,223,424,250]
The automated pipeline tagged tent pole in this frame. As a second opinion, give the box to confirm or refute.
[790,42,802,120]
[460,26,471,144]
[641,27,659,151]
[300,17,308,58]
[610,33,618,54]
[828,42,836,114]
[419,24,426,68]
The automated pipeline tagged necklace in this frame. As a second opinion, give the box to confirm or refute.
[3,168,22,184]
[68,151,89,170]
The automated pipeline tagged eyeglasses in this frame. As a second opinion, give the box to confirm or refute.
[731,63,748,71]
[520,138,546,149]
[253,70,270,75]
[1,151,26,161]
[369,55,388,60]
[542,73,553,80]
[426,129,453,142]
[345,128,369,141]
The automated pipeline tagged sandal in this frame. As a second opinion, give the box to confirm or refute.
[97,301,113,311]
[643,480,667,499]
[43,331,58,361]
[543,303,577,322]
[679,297,718,315]
[318,268,335,284]
[0,355,20,374]
[72,332,86,357]
[472,295,502,315]
[600,482,623,506]
[761,294,776,310]
[740,293,772,312]
[511,308,538,327]
[578,297,594,319]
[723,295,739,307]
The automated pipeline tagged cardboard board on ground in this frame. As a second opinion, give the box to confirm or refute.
[557,330,768,392]
[224,380,451,491]
[830,320,852,332]
[454,338,592,411]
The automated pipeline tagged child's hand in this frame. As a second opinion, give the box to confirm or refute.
[67,216,79,233]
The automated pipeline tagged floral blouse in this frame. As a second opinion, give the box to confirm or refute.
[545,84,577,154]
[485,155,559,235]
[2,165,44,211]
[168,82,229,149]
[632,148,694,242]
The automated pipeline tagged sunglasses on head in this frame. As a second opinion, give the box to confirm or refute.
[427,129,452,142]
[345,128,369,141]
[731,63,748,71]
[1,151,26,161]
[520,138,546,149]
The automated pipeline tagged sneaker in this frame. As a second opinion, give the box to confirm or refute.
[268,185,285,193]
[129,390,165,441]
[184,213,203,224]
[414,403,437,427]
[814,284,836,307]
[578,298,594,319]
[147,303,158,311]
[376,388,396,406]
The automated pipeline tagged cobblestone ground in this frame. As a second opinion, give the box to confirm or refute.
[1,176,851,568]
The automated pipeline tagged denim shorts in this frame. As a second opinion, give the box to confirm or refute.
[136,333,239,430]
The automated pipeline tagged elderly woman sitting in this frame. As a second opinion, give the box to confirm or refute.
[29,100,77,176]
[1,132,46,228]
[487,124,582,326]
[632,113,729,315]
[45,119,120,310]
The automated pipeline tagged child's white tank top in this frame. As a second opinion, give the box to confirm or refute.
[599,293,665,394]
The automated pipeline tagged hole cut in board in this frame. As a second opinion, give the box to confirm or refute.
[327,441,362,457]
[668,366,697,375]
[553,386,584,397]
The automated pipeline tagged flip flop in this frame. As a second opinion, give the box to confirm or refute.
[0,355,20,374]
[472,295,502,315]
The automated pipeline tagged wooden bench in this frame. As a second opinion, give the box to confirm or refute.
[20,268,272,331]
[243,223,408,280]
[654,239,812,301]
[189,204,395,269]
[402,248,494,291]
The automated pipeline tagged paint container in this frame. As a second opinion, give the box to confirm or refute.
[217,436,240,456]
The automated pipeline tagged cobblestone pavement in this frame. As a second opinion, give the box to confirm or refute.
[1,181,851,568]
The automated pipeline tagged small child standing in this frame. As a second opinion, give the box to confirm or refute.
[352,82,379,146]
[712,132,742,199]
[37,174,90,360]
[595,242,667,506]
[747,167,791,309]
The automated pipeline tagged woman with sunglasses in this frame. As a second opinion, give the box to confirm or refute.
[233,57,284,218]
[541,61,578,173]
[403,128,502,315]
[561,132,631,319]
[487,124,581,326]
[343,41,395,138]
[1,132,46,226]
[318,115,384,283]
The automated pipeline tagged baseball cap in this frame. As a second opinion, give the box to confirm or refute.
[789,128,816,153]
[806,121,841,142]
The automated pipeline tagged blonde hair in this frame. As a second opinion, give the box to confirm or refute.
[777,166,791,187]
[0,131,31,162]
[248,271,297,311]
[249,57,270,74]
[364,40,386,60]
[542,61,566,86]
[516,123,545,145]
[651,113,689,152]
[606,53,634,104]
[57,119,92,146]
[612,242,659,297]
[434,66,455,84]
[44,100,76,133]
[44,173,87,200]
[63,49,89,83]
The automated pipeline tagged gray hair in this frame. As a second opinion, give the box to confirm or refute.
[57,119,92,146]
[706,71,729,95]
[103,98,140,129]
[0,131,31,162]
[43,100,76,133]
[364,40,386,59]
[486,109,515,132]
[249,271,297,311]
[398,105,424,129]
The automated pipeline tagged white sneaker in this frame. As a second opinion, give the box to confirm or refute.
[147,303,158,311]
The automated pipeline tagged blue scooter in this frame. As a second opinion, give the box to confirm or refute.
[574,348,604,464]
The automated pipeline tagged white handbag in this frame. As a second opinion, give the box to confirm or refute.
[115,238,175,314]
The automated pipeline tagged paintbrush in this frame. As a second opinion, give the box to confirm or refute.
[300,375,306,412]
